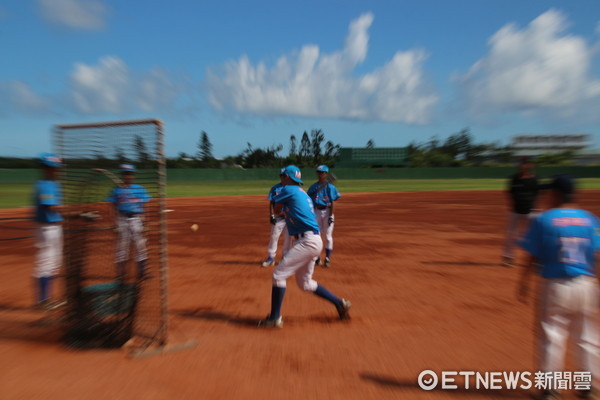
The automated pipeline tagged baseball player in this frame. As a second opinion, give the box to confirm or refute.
[261,169,293,267]
[32,153,65,310]
[106,164,151,279]
[502,157,539,267]
[307,165,340,267]
[518,174,600,400]
[258,165,351,328]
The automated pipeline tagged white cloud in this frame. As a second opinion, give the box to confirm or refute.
[70,57,129,113]
[0,81,51,114]
[69,56,181,114]
[0,56,182,116]
[136,69,182,112]
[207,13,438,124]
[37,0,108,30]
[458,9,600,122]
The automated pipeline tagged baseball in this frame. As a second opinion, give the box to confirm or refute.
[190,223,199,232]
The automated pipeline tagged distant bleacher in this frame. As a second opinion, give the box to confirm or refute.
[336,147,408,167]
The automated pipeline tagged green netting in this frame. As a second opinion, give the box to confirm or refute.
[54,119,167,350]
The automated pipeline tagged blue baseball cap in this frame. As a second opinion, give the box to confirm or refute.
[119,163,137,173]
[279,167,286,176]
[282,165,303,185]
[39,153,62,168]
[316,165,329,173]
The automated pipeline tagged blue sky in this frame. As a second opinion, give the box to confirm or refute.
[1,0,599,158]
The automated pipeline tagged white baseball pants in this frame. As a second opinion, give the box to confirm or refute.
[115,215,147,263]
[315,208,334,251]
[267,217,292,259]
[33,224,63,278]
[537,275,600,384]
[272,231,322,292]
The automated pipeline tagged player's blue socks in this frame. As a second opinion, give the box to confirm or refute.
[314,284,341,306]
[37,277,51,303]
[137,259,147,278]
[270,286,286,319]
[117,262,126,278]
[325,249,332,258]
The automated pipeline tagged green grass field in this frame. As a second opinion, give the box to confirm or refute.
[3,178,600,209]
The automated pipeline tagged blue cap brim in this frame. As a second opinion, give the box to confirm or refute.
[42,161,61,168]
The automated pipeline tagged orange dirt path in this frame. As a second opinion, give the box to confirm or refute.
[1,190,599,400]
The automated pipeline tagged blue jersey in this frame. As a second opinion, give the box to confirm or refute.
[107,184,150,214]
[519,208,600,279]
[307,182,341,208]
[272,185,320,236]
[268,183,284,201]
[33,180,63,223]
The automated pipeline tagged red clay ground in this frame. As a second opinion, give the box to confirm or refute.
[1,190,600,400]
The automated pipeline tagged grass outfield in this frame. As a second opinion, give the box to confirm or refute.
[3,178,600,209]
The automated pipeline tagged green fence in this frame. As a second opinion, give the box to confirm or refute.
[0,169,39,182]
[167,168,280,181]
[334,166,600,179]
[3,166,600,183]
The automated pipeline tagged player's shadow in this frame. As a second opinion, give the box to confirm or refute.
[0,314,63,343]
[175,307,259,327]
[0,302,34,312]
[0,301,64,342]
[299,314,354,324]
[360,373,528,398]
[175,308,347,327]
[421,261,508,268]
[206,260,261,267]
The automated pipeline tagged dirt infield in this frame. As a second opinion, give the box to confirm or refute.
[1,190,599,400]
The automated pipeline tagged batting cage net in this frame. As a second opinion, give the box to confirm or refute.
[54,119,167,350]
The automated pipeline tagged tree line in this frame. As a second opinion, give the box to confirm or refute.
[167,129,341,169]
[405,128,575,167]
[406,128,512,167]
[0,128,584,169]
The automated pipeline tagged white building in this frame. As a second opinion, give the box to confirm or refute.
[511,134,591,154]
[511,134,600,165]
